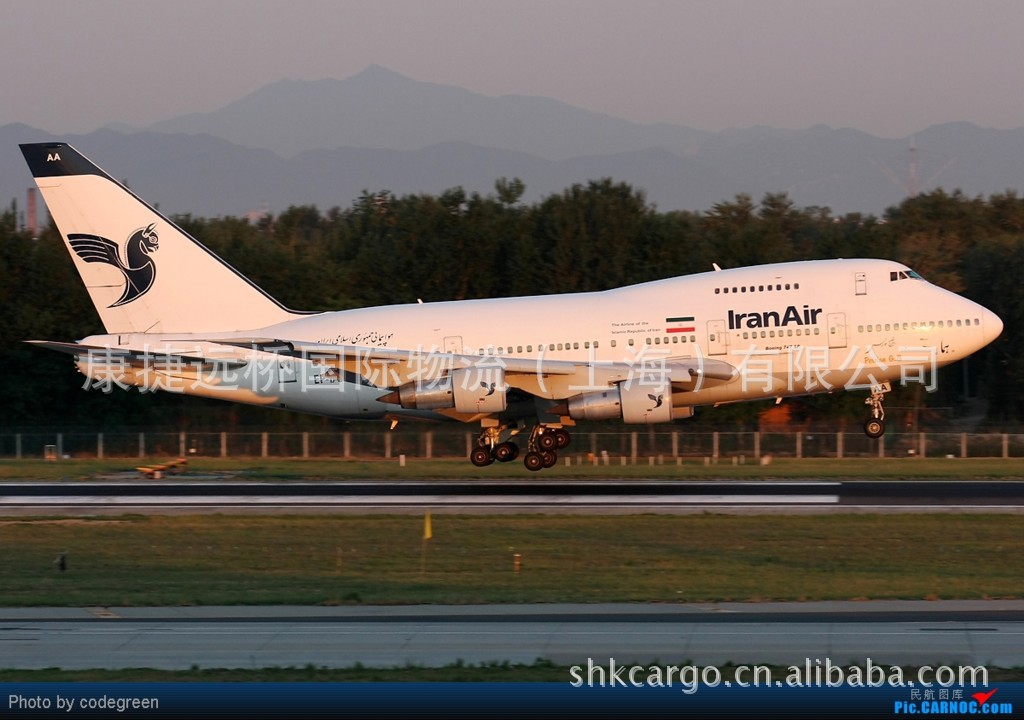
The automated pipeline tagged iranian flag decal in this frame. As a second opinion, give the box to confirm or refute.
[666,316,695,333]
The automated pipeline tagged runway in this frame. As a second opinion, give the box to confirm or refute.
[3,601,1023,671]
[2,479,1024,514]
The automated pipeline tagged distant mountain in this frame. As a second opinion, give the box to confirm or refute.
[2,67,1022,218]
[144,65,711,160]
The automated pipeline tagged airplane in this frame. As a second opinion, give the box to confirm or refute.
[20,142,1004,471]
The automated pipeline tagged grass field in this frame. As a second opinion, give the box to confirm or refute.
[1,457,1022,605]
[1,513,1021,606]
[3,456,1024,480]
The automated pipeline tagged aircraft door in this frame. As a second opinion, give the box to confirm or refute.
[707,319,728,356]
[827,312,847,349]
[855,272,867,296]
[444,336,463,354]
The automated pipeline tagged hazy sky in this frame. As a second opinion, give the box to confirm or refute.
[3,0,1022,139]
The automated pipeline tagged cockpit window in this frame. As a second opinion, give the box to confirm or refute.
[890,269,925,282]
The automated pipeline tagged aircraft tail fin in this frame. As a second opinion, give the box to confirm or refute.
[20,142,300,334]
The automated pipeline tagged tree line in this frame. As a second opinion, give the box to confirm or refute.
[2,179,1021,430]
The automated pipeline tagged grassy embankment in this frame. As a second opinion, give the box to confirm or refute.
[1,513,1021,606]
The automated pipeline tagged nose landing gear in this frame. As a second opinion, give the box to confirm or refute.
[863,383,890,439]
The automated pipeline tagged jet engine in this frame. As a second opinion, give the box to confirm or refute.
[386,367,507,414]
[565,381,686,424]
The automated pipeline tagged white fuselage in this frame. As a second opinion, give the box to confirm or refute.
[79,258,1002,421]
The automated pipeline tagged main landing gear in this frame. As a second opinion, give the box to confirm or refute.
[469,424,571,471]
[863,383,890,439]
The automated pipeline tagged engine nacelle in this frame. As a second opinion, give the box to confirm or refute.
[566,381,677,424]
[391,367,507,414]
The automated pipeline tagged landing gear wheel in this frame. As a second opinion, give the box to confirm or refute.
[864,418,886,439]
[524,451,545,472]
[553,428,571,449]
[494,442,518,463]
[541,450,558,468]
[470,447,495,467]
[537,432,558,451]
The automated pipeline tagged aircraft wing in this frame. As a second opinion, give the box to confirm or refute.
[26,340,251,370]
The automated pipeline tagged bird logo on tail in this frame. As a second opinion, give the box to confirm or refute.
[67,224,160,307]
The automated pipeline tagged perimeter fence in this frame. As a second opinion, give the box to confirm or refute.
[3,429,1024,461]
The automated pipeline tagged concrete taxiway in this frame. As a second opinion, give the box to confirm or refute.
[2,601,1023,671]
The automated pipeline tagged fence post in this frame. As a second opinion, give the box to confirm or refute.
[261,432,269,458]
[795,431,802,459]
[754,431,761,460]
[220,432,228,458]
[672,431,678,458]
[961,432,967,459]
[385,432,392,459]
[425,431,433,459]
[836,432,843,459]
[179,431,186,457]
[302,432,309,459]
[343,432,351,458]
[878,434,885,459]
[713,431,720,462]
[630,432,638,462]
[15,433,22,460]
[97,433,104,460]
[1003,433,1009,459]
[919,432,926,458]
[138,432,145,459]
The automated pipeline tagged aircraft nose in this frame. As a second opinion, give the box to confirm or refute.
[982,306,1003,346]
